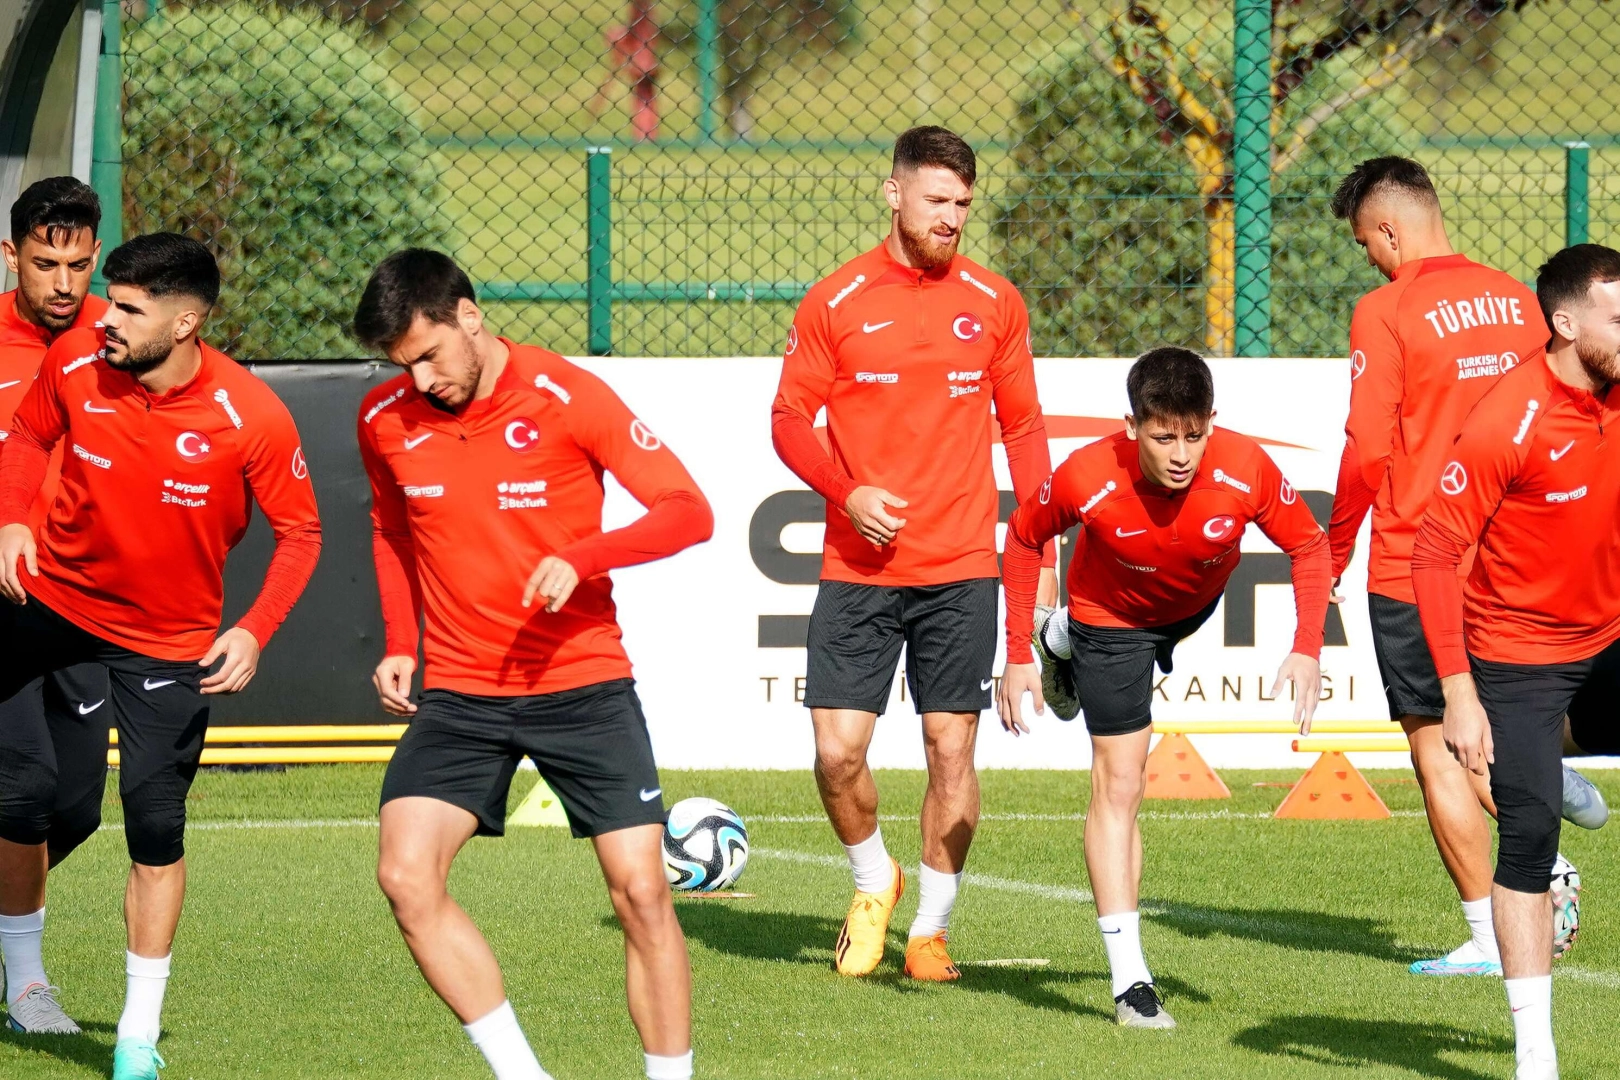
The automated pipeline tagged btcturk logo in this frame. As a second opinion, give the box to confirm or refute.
[175,430,210,463]
[504,418,540,453]
[951,313,983,343]
[1202,515,1237,542]
[1441,461,1468,496]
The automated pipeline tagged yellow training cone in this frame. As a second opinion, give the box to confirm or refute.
[509,777,570,828]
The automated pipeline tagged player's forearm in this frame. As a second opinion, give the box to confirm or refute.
[1411,523,1471,678]
[371,527,422,657]
[770,404,857,509]
[554,488,714,581]
[1002,425,1058,568]
[234,521,322,648]
[1286,532,1331,659]
[1327,438,1377,576]
[1001,516,1050,665]
[0,438,50,527]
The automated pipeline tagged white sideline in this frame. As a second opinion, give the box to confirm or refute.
[751,809,1428,824]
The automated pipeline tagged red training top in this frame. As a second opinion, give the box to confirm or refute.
[0,291,108,528]
[1328,254,1546,603]
[0,327,322,660]
[1003,429,1330,664]
[772,242,1054,586]
[1412,355,1620,677]
[359,341,714,696]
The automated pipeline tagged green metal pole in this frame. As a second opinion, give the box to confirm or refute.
[89,0,122,292]
[586,147,613,356]
[1565,141,1590,248]
[696,0,720,142]
[1231,0,1272,357]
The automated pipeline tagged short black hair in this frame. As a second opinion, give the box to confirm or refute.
[1330,156,1440,221]
[893,126,976,188]
[10,176,100,247]
[1537,244,1620,339]
[353,248,476,352]
[1127,347,1215,427]
[103,233,220,308]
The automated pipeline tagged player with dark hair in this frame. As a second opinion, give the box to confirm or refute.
[354,249,710,1080]
[0,233,322,1079]
[1329,156,1601,978]
[1414,244,1620,1080]
[1000,347,1330,1028]
[772,125,1057,982]
[0,176,111,1036]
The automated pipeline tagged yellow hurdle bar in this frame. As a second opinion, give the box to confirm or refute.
[108,725,408,746]
[1291,737,1411,753]
[1152,721,1401,735]
[108,746,397,767]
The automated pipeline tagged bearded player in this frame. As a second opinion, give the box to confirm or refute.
[0,177,113,1036]
[0,233,322,1079]
[772,126,1057,981]
[355,250,709,1080]
[999,348,1329,1027]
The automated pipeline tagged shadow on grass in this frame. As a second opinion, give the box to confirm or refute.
[1146,900,1427,965]
[0,1018,115,1073]
[1233,1015,1511,1079]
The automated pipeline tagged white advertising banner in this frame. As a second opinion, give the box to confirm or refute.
[577,356,1403,770]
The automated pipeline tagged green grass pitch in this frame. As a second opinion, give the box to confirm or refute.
[1,765,1616,1078]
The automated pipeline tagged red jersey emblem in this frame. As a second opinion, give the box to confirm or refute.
[291,447,309,480]
[1441,461,1468,496]
[504,418,540,453]
[1500,351,1520,372]
[784,325,799,356]
[951,313,983,343]
[630,418,661,451]
[1350,349,1366,380]
[1202,515,1237,542]
[175,431,211,463]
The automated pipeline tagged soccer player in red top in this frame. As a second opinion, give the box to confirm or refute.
[0,177,112,1037]
[0,233,321,1078]
[354,250,711,1080]
[1414,245,1620,1080]
[999,348,1329,1028]
[1327,157,1601,978]
[772,126,1057,982]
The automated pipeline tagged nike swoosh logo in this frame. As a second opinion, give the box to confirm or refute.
[980,679,994,690]
[0,380,20,391]
[83,402,115,414]
[861,321,894,334]
[78,699,104,715]
[143,678,175,691]
[1551,440,1575,460]
[639,787,662,802]
[404,433,433,450]
[1101,928,1123,934]
[1116,527,1147,537]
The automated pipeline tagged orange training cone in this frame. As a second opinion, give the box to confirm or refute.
[1143,733,1231,800]
[1274,751,1391,819]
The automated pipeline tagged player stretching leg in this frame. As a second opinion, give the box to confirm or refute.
[772,126,1057,981]
[0,178,113,1036]
[1327,159,1602,978]
[354,251,709,1080]
[1414,246,1620,1080]
[0,234,322,1078]
[999,349,1329,1028]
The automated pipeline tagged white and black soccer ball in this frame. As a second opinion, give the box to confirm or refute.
[663,797,748,892]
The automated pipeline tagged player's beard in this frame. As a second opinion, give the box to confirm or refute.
[426,336,483,412]
[19,281,82,333]
[896,214,959,271]
[1574,335,1620,386]
[103,329,172,376]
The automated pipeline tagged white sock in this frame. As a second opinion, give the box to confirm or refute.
[908,863,963,939]
[646,1049,694,1080]
[0,908,48,1003]
[843,828,895,894]
[464,1000,551,1080]
[1041,610,1073,659]
[1462,896,1501,963]
[116,951,171,1045]
[1098,911,1153,997]
[1505,975,1556,1073]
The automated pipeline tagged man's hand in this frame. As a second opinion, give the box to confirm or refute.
[1273,652,1323,732]
[996,662,1044,736]
[523,555,581,612]
[1329,575,1345,606]
[1036,566,1060,609]
[0,522,36,605]
[373,655,418,717]
[844,486,908,547]
[1441,672,1494,776]
[200,627,262,695]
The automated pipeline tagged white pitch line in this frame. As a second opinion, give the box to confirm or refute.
[97,818,379,834]
[752,809,1427,825]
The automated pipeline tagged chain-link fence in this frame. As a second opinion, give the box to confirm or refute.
[116,1,1619,360]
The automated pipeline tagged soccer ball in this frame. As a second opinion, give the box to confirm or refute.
[1552,862,1581,960]
[663,797,748,892]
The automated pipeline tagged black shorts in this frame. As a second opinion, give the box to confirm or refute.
[1064,598,1220,737]
[1472,638,1620,893]
[804,578,998,716]
[380,679,666,839]
[0,598,206,866]
[1368,594,1443,720]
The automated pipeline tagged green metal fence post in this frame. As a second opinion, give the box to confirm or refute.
[1231,0,1272,357]
[89,0,122,292]
[1565,141,1590,248]
[696,0,720,143]
[586,147,613,356]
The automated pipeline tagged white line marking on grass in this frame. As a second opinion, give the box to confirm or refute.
[98,818,379,834]
[755,846,1096,904]
[1558,966,1620,989]
[752,809,1427,825]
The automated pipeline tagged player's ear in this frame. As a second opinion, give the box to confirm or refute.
[0,238,15,274]
[456,297,483,336]
[882,175,902,213]
[1124,414,1138,441]
[1379,221,1397,249]
[1550,308,1579,343]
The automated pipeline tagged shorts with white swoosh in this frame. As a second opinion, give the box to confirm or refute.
[1063,598,1220,737]
[0,597,206,866]
[380,679,664,839]
[804,578,998,715]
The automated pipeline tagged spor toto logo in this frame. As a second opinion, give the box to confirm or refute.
[175,430,210,462]
[1441,461,1468,496]
[1350,350,1366,380]
[630,418,661,451]
[951,313,983,343]
[504,418,540,453]
[1500,351,1521,372]
[1202,515,1237,542]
